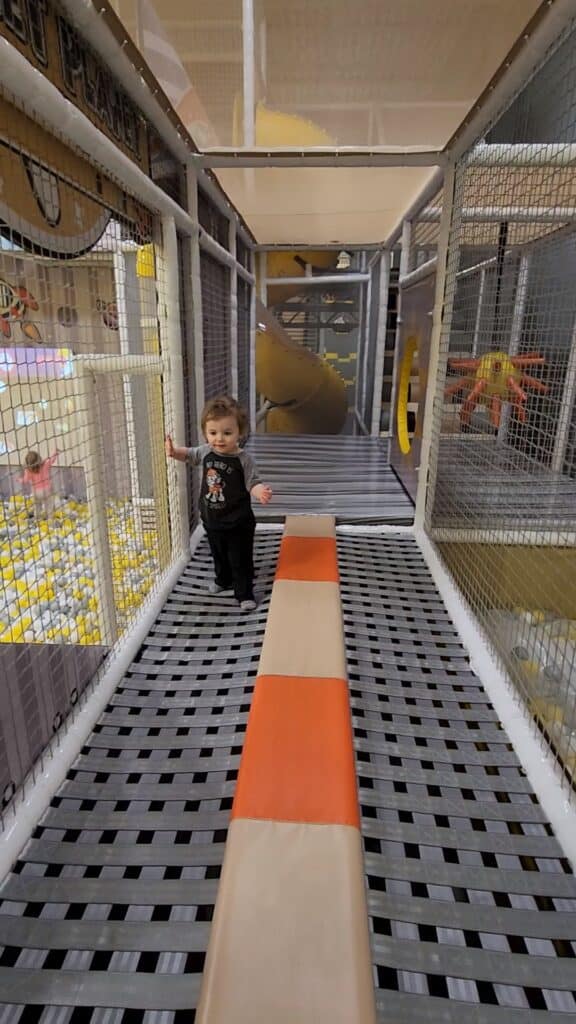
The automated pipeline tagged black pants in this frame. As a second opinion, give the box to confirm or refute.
[205,519,256,602]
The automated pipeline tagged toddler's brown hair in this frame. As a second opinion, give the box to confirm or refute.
[201,396,248,438]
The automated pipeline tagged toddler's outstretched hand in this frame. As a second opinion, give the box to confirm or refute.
[252,483,273,505]
[165,435,175,459]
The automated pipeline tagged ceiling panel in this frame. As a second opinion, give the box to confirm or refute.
[215,166,439,245]
[115,0,545,243]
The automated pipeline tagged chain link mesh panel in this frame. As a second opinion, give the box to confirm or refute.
[201,251,231,400]
[357,259,381,432]
[198,189,230,250]
[237,275,251,412]
[425,27,576,792]
[410,187,443,270]
[0,84,182,820]
[177,233,199,526]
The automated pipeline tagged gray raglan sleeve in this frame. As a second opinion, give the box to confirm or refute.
[240,451,262,492]
[186,444,210,467]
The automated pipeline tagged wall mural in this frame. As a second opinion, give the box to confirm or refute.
[0,279,42,342]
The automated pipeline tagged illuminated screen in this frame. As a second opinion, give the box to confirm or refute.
[0,348,73,382]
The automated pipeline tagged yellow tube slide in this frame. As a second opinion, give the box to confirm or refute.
[255,300,347,434]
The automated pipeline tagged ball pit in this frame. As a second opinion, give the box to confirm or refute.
[0,496,159,644]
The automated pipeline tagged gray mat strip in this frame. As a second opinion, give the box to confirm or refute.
[368,892,576,939]
[0,917,211,952]
[340,534,576,1022]
[375,991,575,1024]
[0,970,201,1010]
[2,878,218,906]
[19,841,224,869]
[364,852,576,897]
[0,534,279,1019]
[371,935,576,989]
[40,811,229,833]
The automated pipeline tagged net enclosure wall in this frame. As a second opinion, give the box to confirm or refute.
[199,192,255,415]
[425,26,576,794]
[0,3,200,823]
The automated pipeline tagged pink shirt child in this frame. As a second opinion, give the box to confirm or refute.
[22,452,58,495]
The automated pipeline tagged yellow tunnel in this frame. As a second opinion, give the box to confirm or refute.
[255,299,347,434]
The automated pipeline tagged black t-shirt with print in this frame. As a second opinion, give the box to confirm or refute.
[187,445,261,530]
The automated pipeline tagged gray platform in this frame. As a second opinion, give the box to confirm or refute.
[246,434,414,523]
[1,532,576,1022]
[0,533,280,1022]
[431,438,576,532]
[339,534,576,1021]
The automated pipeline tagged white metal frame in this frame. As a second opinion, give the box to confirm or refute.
[242,0,256,148]
[497,251,531,443]
[249,248,257,431]
[359,262,373,427]
[415,162,458,529]
[186,166,206,433]
[370,251,391,436]
[199,149,444,168]
[159,215,189,557]
[229,220,239,398]
[552,316,576,473]
[112,249,143,540]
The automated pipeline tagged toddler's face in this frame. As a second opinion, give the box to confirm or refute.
[204,415,240,454]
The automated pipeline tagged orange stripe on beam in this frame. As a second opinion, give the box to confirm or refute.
[275,535,339,582]
[232,674,359,827]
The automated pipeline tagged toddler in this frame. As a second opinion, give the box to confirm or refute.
[166,396,272,611]
[22,449,58,519]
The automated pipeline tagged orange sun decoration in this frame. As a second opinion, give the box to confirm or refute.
[445,351,548,429]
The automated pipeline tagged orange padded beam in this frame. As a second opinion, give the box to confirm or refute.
[275,535,339,582]
[232,674,359,826]
[197,515,377,1024]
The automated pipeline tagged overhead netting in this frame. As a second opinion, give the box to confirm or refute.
[123,0,543,245]
[425,26,576,790]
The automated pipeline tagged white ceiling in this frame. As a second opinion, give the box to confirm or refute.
[117,0,544,244]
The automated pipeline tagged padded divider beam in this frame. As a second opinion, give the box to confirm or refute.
[197,515,377,1024]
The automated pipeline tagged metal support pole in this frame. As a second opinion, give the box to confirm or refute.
[354,264,366,434]
[415,161,458,529]
[472,268,486,357]
[492,221,509,346]
[370,252,391,436]
[388,220,413,447]
[249,249,257,432]
[400,219,413,278]
[259,15,267,88]
[113,250,143,542]
[264,273,370,287]
[77,368,118,646]
[160,215,189,556]
[498,252,530,444]
[187,167,205,431]
[229,220,239,398]
[360,273,372,426]
[552,317,576,474]
[242,0,256,147]
[257,251,267,428]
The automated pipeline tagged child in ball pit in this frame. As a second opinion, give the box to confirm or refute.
[21,449,59,519]
[165,396,272,611]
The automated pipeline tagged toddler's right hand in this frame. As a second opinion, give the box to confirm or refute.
[165,435,175,459]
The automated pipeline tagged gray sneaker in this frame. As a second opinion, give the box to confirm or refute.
[209,582,231,595]
[240,599,257,612]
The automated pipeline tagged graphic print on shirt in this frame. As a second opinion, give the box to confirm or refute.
[205,466,225,504]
